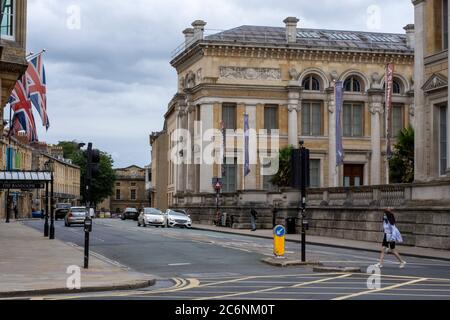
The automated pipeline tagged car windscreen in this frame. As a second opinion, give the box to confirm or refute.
[72,208,87,213]
[144,209,162,215]
[169,211,187,217]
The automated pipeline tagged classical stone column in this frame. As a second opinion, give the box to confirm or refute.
[186,101,196,192]
[244,104,257,190]
[447,0,450,174]
[412,0,426,181]
[199,104,214,193]
[326,86,338,187]
[175,104,187,194]
[368,90,384,185]
[287,85,301,148]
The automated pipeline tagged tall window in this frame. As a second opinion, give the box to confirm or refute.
[222,104,237,130]
[115,189,121,201]
[309,159,321,188]
[344,76,363,93]
[302,102,323,136]
[264,105,278,133]
[222,159,237,193]
[444,0,449,50]
[392,105,404,137]
[262,159,278,192]
[302,75,321,91]
[384,80,402,94]
[343,103,364,137]
[0,0,14,39]
[130,189,137,201]
[440,104,448,176]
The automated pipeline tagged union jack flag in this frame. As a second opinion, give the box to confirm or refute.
[26,54,49,130]
[9,75,38,142]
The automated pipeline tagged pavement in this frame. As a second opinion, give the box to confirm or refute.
[0,221,155,298]
[8,219,450,300]
[193,224,450,261]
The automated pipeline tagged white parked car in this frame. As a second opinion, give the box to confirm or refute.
[138,208,167,228]
[166,209,192,228]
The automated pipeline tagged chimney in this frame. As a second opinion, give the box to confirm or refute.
[183,28,195,49]
[283,17,299,43]
[192,20,207,42]
[404,24,415,49]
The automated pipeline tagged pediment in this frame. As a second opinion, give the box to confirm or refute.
[422,73,448,93]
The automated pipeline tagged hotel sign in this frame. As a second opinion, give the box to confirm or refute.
[0,182,45,190]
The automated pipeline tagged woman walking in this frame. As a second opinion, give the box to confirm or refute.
[376,208,407,269]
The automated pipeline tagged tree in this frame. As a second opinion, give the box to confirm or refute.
[389,126,415,184]
[58,141,116,205]
[271,145,294,188]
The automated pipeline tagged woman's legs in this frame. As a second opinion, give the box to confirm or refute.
[392,249,406,263]
[378,247,385,267]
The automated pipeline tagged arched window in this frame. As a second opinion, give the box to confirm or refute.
[302,75,321,91]
[344,76,363,92]
[383,79,403,94]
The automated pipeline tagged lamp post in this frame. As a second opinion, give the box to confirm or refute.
[45,159,55,240]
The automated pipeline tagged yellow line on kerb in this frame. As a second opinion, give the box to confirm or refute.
[196,274,352,300]
[333,277,428,300]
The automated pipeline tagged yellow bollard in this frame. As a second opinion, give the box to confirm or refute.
[273,225,286,258]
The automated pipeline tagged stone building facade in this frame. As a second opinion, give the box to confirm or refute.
[0,132,34,219]
[150,131,169,211]
[31,143,81,209]
[1,0,28,133]
[154,18,414,209]
[103,166,147,214]
[413,0,450,182]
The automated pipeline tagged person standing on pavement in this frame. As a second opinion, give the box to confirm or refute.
[376,208,407,269]
[250,208,258,232]
[14,205,18,220]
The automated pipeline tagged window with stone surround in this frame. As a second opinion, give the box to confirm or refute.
[302,102,323,136]
[222,104,237,130]
[344,76,363,93]
[343,103,364,137]
[264,105,278,133]
[440,104,448,176]
[309,159,321,188]
[130,189,137,201]
[392,105,404,137]
[302,75,321,91]
[0,0,14,40]
[222,158,237,193]
[115,189,121,201]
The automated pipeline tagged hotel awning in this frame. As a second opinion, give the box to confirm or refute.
[0,171,52,190]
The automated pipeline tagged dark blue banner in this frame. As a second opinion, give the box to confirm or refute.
[335,81,344,167]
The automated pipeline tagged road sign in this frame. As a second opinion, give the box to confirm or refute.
[273,225,286,258]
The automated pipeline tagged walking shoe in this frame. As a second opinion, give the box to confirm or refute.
[399,261,407,269]
[375,263,383,268]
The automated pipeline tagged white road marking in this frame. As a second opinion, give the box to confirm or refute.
[168,263,192,267]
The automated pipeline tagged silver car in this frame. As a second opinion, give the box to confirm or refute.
[65,207,88,227]
[166,209,192,228]
[138,208,167,228]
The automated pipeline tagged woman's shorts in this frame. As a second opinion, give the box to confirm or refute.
[382,234,396,250]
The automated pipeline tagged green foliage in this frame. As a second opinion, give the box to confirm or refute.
[58,141,116,205]
[271,145,294,188]
[389,126,415,184]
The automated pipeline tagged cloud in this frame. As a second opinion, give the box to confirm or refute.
[26,0,414,167]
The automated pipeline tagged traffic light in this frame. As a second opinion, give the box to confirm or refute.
[85,143,101,180]
[291,145,310,190]
[85,143,101,206]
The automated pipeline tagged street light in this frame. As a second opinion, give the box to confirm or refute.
[44,159,55,240]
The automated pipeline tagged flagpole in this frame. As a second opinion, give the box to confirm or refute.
[26,49,46,62]
[242,113,246,192]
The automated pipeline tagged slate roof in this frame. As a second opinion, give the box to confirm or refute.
[205,25,413,53]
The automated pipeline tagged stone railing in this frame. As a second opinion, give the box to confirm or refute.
[307,184,410,208]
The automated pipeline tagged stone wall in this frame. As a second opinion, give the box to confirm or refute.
[174,184,450,250]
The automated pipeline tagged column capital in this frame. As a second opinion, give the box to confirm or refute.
[370,103,384,115]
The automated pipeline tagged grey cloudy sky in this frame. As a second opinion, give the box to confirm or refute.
[26,0,414,168]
